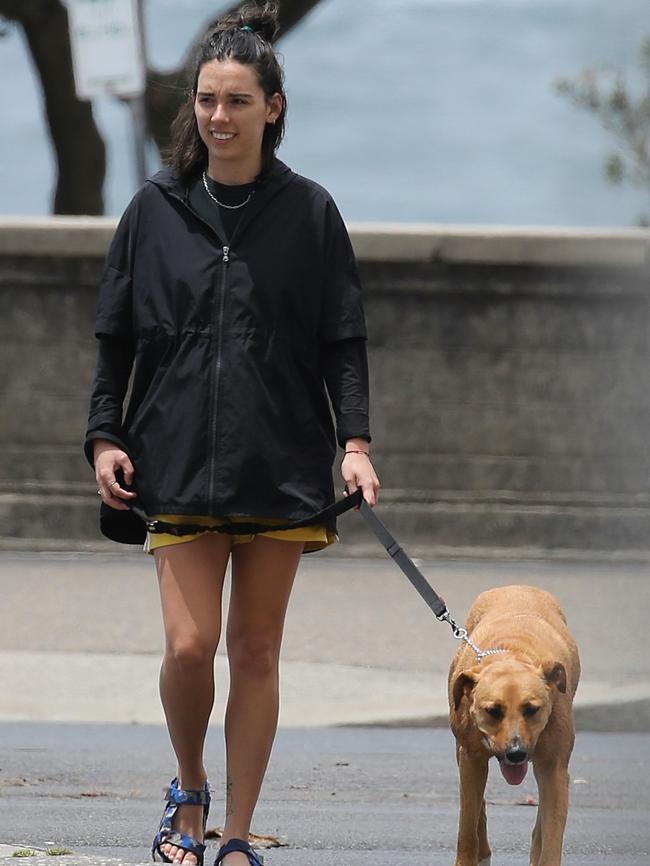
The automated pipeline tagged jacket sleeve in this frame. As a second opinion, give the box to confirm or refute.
[94,197,139,339]
[84,197,140,467]
[84,336,135,467]
[319,199,367,345]
[323,337,372,449]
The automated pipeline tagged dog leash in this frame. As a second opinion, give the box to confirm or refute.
[359,500,507,661]
[128,488,364,537]
[128,487,498,660]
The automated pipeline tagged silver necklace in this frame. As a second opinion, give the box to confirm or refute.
[202,171,253,210]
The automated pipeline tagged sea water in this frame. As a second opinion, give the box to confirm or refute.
[1,0,647,225]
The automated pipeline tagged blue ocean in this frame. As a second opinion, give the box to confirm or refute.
[1,0,647,225]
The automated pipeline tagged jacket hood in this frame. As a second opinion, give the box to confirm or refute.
[147,158,295,200]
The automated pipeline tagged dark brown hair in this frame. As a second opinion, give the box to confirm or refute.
[167,1,286,180]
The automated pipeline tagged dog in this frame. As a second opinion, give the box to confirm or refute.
[448,585,580,866]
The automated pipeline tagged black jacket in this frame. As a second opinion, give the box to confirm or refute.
[85,159,370,541]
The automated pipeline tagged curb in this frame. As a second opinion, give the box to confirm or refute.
[347,697,650,734]
[0,847,143,866]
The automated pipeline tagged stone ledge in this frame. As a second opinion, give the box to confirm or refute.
[1,216,649,267]
[0,217,117,258]
[351,222,650,266]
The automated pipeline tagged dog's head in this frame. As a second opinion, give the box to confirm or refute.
[452,656,566,785]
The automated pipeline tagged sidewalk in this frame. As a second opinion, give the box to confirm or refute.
[0,550,648,730]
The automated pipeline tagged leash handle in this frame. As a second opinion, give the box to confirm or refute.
[359,500,448,619]
[130,488,364,536]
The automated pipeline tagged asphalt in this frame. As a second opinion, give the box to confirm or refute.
[1,548,649,864]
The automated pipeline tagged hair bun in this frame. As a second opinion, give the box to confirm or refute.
[233,1,280,44]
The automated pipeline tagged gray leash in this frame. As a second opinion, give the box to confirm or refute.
[359,500,508,663]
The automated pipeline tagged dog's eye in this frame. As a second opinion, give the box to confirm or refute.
[523,703,540,717]
[485,705,503,720]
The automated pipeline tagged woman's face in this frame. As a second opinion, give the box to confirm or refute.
[194,59,282,178]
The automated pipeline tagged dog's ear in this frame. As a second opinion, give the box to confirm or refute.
[452,669,479,709]
[543,661,567,694]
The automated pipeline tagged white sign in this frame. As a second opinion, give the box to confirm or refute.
[66,0,145,100]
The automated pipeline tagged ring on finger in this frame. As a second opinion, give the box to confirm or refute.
[97,489,102,495]
[108,480,118,488]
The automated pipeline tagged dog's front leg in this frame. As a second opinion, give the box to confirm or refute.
[454,746,490,866]
[531,759,569,866]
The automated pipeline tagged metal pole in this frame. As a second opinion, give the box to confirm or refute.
[130,0,148,187]
[129,94,148,187]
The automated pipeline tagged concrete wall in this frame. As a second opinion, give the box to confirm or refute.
[1,218,649,557]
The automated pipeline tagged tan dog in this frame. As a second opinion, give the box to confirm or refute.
[448,585,580,866]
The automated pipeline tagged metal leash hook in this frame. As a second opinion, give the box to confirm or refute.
[436,608,467,640]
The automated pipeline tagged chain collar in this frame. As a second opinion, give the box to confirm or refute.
[437,611,510,664]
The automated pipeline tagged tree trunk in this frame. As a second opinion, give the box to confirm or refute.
[1,0,106,214]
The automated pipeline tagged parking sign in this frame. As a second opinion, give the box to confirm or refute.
[66,0,145,99]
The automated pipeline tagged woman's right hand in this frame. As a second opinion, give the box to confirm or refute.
[93,439,137,511]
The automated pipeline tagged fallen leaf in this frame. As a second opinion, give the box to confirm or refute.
[205,828,287,848]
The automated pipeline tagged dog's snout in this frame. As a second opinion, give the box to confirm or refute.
[505,745,528,764]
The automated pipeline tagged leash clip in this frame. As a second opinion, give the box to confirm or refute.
[436,609,468,640]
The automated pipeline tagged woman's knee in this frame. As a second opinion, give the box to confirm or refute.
[227,631,280,679]
[164,634,218,671]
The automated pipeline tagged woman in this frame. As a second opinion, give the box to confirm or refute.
[84,3,379,865]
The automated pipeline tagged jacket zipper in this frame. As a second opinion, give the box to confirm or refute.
[208,244,230,510]
[163,188,248,513]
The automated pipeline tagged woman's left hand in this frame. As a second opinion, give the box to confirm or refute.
[341,448,380,508]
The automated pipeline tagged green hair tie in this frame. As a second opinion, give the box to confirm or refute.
[240,25,254,32]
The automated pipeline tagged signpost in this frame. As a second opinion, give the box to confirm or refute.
[66,0,148,186]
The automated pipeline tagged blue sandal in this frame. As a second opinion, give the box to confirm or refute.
[152,777,211,864]
[214,838,264,865]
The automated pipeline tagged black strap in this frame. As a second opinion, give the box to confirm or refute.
[359,500,448,618]
[128,488,364,536]
[215,838,263,865]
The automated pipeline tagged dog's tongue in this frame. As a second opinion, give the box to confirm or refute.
[499,759,529,786]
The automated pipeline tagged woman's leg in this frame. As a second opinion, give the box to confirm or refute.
[155,532,233,865]
[219,536,304,865]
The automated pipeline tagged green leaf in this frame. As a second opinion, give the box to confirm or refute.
[605,153,625,184]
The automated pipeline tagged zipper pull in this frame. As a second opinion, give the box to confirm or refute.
[223,245,230,263]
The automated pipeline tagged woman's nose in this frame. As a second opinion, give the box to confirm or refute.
[211,103,229,123]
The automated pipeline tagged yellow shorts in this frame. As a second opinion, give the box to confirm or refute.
[145,513,337,555]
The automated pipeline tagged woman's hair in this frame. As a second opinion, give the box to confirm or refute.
[167,1,286,180]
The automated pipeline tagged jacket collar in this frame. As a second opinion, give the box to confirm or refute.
[147,158,294,246]
[148,157,293,201]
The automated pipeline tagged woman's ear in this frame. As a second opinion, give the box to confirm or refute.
[266,92,283,124]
